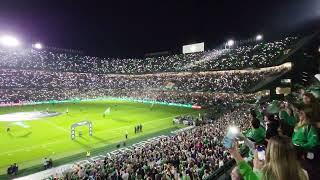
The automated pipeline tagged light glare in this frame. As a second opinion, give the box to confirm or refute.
[34,43,43,49]
[228,126,239,135]
[227,39,234,46]
[0,35,20,47]
[256,34,263,41]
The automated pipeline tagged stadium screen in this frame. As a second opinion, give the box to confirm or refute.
[280,79,291,84]
[182,42,204,54]
[276,87,291,95]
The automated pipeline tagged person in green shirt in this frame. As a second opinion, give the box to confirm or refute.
[229,135,308,180]
[291,106,320,180]
[292,107,320,150]
[279,105,298,137]
[302,92,320,128]
[279,106,297,127]
[244,118,266,145]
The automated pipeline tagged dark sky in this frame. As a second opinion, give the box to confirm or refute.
[0,0,319,58]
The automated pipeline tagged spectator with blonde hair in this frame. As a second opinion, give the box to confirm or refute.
[229,135,309,180]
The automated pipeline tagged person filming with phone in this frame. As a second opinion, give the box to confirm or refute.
[228,135,309,180]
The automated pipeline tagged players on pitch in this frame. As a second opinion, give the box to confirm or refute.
[134,124,143,134]
[7,163,18,176]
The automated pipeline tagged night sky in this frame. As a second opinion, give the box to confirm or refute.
[0,0,319,58]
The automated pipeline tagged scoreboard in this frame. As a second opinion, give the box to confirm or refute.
[182,42,204,54]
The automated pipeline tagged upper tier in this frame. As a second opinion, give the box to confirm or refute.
[0,37,297,74]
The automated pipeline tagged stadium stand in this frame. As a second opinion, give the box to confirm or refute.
[0,37,297,74]
[0,36,297,105]
[0,63,290,104]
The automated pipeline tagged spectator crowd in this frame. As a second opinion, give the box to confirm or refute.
[0,36,296,105]
[0,63,290,105]
[0,37,296,74]
[229,91,320,180]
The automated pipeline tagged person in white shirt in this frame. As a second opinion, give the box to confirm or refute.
[121,169,129,180]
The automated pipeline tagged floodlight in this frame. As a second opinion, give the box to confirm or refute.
[227,39,235,47]
[256,34,263,41]
[0,35,20,47]
[34,43,43,49]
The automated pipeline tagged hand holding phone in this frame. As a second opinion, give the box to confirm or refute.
[223,136,235,149]
[256,145,266,161]
[223,126,239,149]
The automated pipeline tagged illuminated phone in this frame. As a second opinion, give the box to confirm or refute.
[223,126,239,149]
[223,136,234,149]
[256,145,266,161]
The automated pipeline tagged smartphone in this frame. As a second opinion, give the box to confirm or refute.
[223,136,234,149]
[256,145,266,161]
[223,126,239,149]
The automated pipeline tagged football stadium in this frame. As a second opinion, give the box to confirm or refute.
[1,1,320,180]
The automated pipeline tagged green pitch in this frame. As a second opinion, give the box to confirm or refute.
[0,100,200,175]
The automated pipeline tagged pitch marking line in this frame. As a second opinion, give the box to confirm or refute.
[0,111,197,156]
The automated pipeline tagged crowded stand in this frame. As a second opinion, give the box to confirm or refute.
[0,37,296,74]
[228,91,320,180]
[186,37,297,71]
[0,63,290,104]
[0,89,257,106]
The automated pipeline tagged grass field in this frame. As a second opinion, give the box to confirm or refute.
[0,100,201,175]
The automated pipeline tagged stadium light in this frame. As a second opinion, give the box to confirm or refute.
[226,39,235,47]
[33,43,43,49]
[256,34,263,41]
[0,35,20,47]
